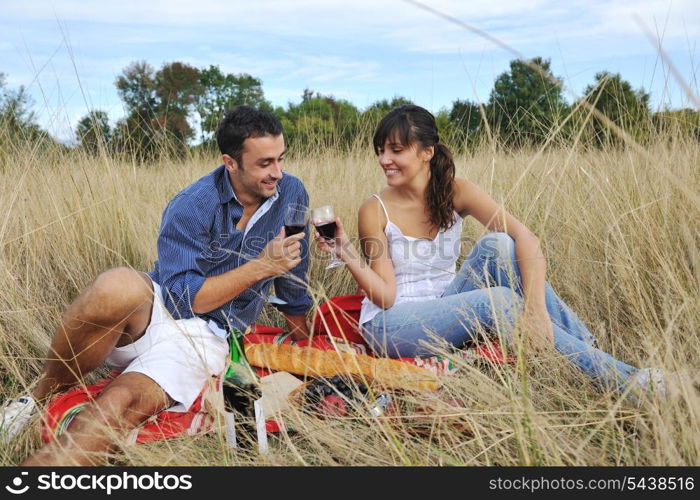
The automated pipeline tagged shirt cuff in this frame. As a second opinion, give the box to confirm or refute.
[272,298,312,316]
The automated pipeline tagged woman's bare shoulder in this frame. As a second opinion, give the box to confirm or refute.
[359,194,380,214]
[359,188,394,212]
[360,193,378,205]
[359,194,386,225]
[453,176,477,192]
[453,177,478,216]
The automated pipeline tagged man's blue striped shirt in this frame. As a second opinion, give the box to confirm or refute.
[148,165,312,334]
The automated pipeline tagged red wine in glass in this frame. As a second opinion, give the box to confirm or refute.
[310,205,344,269]
[316,221,337,240]
[284,225,305,237]
[283,204,308,238]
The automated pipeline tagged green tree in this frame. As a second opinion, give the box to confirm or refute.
[282,92,360,151]
[301,88,315,103]
[196,65,270,143]
[115,61,157,115]
[448,99,486,148]
[449,100,482,136]
[115,61,203,158]
[0,76,35,125]
[653,108,700,141]
[114,61,158,159]
[76,110,111,155]
[434,109,464,150]
[580,71,651,145]
[487,57,568,147]
[0,72,43,145]
[154,62,202,151]
[363,96,415,116]
[360,97,415,141]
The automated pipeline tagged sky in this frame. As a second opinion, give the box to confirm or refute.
[1,0,698,144]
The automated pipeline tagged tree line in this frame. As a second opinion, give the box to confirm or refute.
[2,57,699,160]
[0,73,53,153]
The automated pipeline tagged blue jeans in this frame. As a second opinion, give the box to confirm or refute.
[362,232,639,391]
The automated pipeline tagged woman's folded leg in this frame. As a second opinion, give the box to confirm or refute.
[444,232,598,347]
[364,284,642,393]
[362,286,522,358]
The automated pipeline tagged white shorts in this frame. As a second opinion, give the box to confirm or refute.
[105,281,229,411]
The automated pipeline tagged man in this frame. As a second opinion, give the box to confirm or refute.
[0,105,312,465]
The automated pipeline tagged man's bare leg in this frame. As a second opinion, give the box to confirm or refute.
[22,372,173,466]
[32,267,155,401]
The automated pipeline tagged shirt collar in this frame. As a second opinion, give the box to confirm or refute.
[217,165,237,205]
[217,164,283,206]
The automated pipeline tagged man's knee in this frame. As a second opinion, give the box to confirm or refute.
[93,384,135,421]
[72,267,153,325]
[90,380,165,427]
[58,385,136,441]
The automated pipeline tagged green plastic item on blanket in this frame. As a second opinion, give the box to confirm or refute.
[225,328,258,389]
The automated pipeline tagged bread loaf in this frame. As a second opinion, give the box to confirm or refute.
[244,343,439,391]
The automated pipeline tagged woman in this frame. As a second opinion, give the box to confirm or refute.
[315,104,664,399]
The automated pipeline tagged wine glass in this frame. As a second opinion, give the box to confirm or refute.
[310,205,344,269]
[268,204,308,305]
[283,203,308,237]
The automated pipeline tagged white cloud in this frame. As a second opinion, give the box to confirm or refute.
[2,0,697,140]
[6,1,696,60]
[199,52,381,85]
[4,0,549,27]
[595,0,700,38]
[281,55,381,83]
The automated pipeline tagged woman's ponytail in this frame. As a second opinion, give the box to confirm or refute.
[427,142,456,231]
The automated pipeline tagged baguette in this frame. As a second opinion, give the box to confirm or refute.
[244,342,439,391]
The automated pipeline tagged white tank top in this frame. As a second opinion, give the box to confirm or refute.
[359,194,463,326]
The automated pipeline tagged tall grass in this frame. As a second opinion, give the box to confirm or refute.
[0,120,698,465]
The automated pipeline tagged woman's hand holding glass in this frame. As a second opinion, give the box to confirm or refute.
[314,216,351,253]
[311,206,350,269]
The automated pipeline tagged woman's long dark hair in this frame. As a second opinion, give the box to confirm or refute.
[372,105,456,231]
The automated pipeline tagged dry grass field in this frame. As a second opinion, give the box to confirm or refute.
[0,131,698,465]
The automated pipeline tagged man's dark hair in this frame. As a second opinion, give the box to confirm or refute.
[216,105,283,167]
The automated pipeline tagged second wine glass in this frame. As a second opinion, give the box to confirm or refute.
[310,205,344,269]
